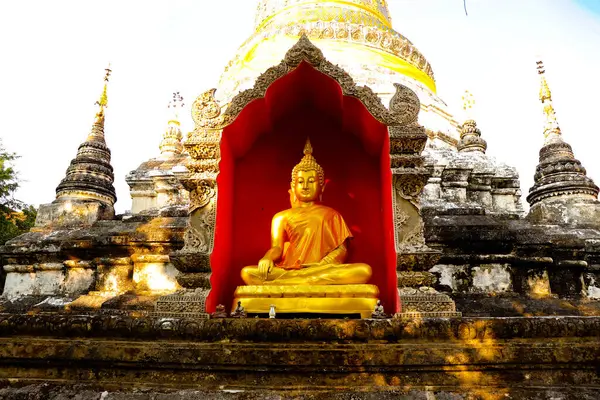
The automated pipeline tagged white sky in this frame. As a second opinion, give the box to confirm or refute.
[1,0,599,213]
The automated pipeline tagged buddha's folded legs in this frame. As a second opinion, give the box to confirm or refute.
[240,263,372,285]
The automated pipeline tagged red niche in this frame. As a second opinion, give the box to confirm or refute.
[208,62,398,313]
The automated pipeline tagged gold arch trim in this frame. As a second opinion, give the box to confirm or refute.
[186,35,421,178]
[220,35,419,128]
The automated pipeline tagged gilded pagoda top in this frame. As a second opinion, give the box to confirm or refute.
[219,0,436,104]
[254,0,393,30]
[249,0,432,83]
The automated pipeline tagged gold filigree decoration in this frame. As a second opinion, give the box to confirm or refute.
[354,86,395,124]
[394,201,409,234]
[394,173,427,203]
[389,83,420,126]
[183,225,210,254]
[284,34,325,66]
[186,142,220,161]
[396,271,437,288]
[186,159,219,175]
[189,180,216,213]
[388,129,428,155]
[401,299,456,313]
[214,35,421,128]
[393,198,409,253]
[401,221,426,248]
[182,184,218,255]
[191,89,233,131]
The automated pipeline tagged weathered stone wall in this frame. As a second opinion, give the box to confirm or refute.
[0,214,187,301]
[0,315,599,398]
[126,156,189,215]
[424,211,600,301]
[422,147,523,217]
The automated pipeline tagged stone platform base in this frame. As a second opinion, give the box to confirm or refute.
[0,314,599,398]
[153,289,210,319]
[35,199,114,227]
[397,289,462,319]
[65,291,116,310]
[1,384,599,399]
[233,284,379,318]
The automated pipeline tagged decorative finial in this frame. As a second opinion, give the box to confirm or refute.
[458,120,487,154]
[536,60,562,143]
[94,64,112,123]
[160,91,184,157]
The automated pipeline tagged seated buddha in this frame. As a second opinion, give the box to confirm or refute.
[240,139,372,286]
[234,139,379,317]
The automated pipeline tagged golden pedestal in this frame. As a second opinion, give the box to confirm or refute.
[232,284,379,318]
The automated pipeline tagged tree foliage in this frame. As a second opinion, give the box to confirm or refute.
[0,141,37,244]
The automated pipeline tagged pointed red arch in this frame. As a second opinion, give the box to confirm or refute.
[208,62,397,313]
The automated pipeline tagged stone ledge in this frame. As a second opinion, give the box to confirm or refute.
[0,315,598,394]
[396,311,462,319]
[0,335,598,393]
[0,385,599,400]
[3,263,63,273]
[0,313,600,342]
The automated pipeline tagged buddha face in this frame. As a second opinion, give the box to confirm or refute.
[293,169,322,203]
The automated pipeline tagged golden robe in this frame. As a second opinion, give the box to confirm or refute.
[278,204,353,270]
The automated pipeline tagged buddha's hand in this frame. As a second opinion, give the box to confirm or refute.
[258,257,275,280]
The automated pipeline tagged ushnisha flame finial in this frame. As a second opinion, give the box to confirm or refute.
[303,137,313,155]
[536,60,562,143]
[291,138,324,186]
[94,64,112,124]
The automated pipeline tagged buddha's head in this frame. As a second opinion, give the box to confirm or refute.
[291,139,325,203]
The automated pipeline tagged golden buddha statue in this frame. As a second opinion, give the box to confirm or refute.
[233,140,379,318]
[240,139,372,286]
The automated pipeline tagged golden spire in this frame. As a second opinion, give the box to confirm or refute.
[94,64,112,124]
[461,90,476,121]
[291,138,324,186]
[536,60,562,143]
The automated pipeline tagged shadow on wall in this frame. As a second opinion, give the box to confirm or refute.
[0,266,5,296]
